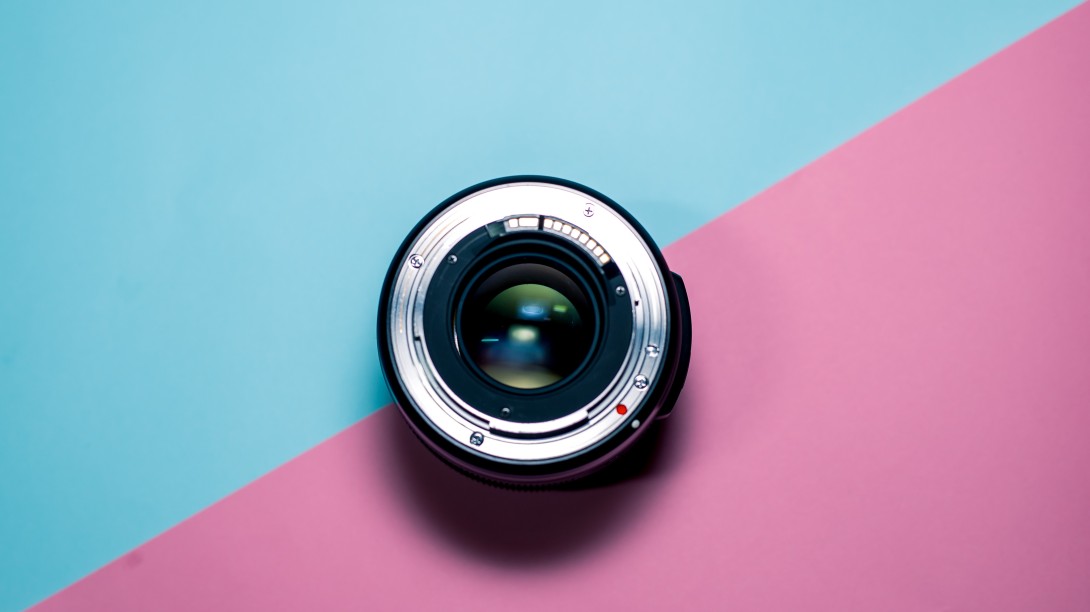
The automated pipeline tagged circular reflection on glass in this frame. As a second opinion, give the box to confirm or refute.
[461,263,593,390]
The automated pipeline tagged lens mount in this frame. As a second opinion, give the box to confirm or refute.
[378,176,691,486]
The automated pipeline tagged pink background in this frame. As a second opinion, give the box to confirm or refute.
[36,4,1090,610]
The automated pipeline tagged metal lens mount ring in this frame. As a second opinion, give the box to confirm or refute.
[378,176,691,486]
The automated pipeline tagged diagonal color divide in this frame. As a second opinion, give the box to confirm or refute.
[2,2,1083,608]
[32,3,1090,610]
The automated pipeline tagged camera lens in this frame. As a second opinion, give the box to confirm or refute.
[460,261,594,390]
[378,176,691,486]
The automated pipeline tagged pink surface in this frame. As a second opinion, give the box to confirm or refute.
[35,5,1090,611]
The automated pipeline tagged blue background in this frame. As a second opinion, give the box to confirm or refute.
[0,1,1078,609]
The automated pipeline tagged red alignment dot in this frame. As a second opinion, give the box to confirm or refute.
[616,404,628,415]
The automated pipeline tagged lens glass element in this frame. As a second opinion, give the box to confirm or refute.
[461,262,593,390]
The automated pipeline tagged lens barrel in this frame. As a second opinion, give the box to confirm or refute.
[378,176,691,486]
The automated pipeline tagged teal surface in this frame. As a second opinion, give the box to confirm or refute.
[0,1,1079,609]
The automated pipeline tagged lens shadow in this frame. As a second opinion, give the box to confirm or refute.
[378,407,686,567]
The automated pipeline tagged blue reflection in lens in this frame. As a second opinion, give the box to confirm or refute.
[519,304,546,318]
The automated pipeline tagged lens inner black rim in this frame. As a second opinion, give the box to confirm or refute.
[420,225,633,425]
[456,254,601,394]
